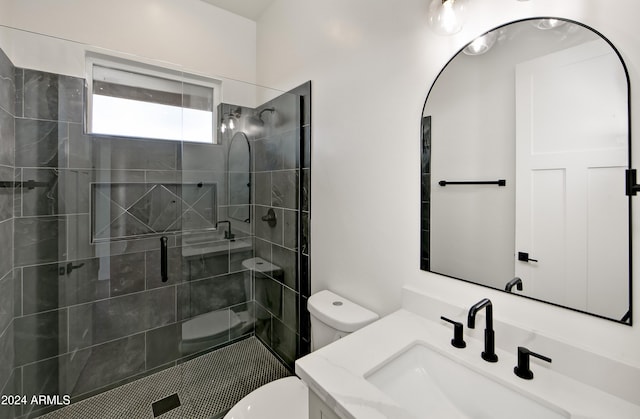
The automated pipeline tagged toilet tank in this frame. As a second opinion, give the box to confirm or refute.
[307,290,379,351]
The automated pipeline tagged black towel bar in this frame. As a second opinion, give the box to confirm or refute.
[0,180,50,189]
[439,179,506,187]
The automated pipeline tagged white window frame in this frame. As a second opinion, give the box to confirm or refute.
[85,53,221,144]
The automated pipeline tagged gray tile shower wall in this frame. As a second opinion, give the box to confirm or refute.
[5,64,257,418]
[298,83,312,356]
[0,37,310,417]
[252,82,311,369]
[0,44,16,419]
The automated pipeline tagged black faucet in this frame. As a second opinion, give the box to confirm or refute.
[505,277,523,292]
[467,298,498,362]
[514,346,552,379]
[216,220,235,240]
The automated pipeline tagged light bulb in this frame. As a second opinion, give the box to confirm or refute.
[428,0,467,35]
[221,122,226,133]
[463,31,498,55]
[228,118,235,130]
[532,18,566,30]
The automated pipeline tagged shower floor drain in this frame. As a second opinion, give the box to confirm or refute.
[152,394,181,417]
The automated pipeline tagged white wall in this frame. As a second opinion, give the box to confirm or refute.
[428,45,517,290]
[0,0,257,84]
[257,0,640,368]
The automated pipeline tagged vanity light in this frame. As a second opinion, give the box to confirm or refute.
[427,0,468,35]
[221,107,241,133]
[463,31,497,55]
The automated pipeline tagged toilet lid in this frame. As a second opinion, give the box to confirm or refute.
[224,377,308,419]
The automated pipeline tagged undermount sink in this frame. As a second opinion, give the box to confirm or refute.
[365,342,570,419]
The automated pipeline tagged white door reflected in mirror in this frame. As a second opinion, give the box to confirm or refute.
[515,39,628,318]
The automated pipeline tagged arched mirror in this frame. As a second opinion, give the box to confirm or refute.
[228,132,251,223]
[421,18,631,324]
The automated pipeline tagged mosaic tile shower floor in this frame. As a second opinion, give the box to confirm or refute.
[35,337,291,419]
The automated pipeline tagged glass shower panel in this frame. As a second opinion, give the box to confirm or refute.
[173,79,305,416]
[178,81,301,365]
[0,24,307,419]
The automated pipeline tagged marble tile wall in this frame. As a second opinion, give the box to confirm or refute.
[421,115,431,270]
[299,82,312,356]
[5,64,256,418]
[252,82,311,370]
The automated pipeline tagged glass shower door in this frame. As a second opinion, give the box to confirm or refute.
[1,23,308,419]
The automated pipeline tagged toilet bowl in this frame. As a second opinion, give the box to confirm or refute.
[224,290,378,419]
[223,376,307,419]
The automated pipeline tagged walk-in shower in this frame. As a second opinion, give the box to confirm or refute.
[0,25,311,419]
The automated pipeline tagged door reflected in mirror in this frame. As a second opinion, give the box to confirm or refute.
[421,18,631,324]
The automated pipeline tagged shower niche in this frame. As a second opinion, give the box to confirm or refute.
[91,182,218,242]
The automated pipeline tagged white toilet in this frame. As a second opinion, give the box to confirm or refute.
[224,290,379,419]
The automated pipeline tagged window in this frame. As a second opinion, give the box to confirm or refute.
[86,55,220,144]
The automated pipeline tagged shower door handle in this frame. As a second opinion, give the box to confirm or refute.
[161,236,168,282]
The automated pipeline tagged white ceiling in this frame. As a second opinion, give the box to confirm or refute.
[200,0,276,21]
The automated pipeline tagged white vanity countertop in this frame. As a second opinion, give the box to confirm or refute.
[295,309,640,419]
